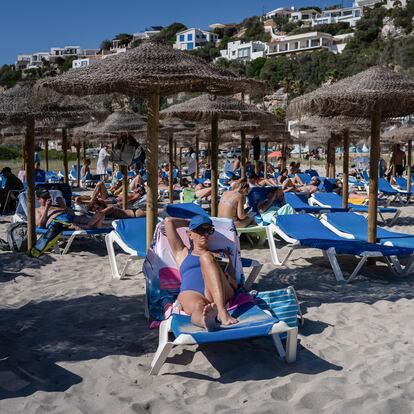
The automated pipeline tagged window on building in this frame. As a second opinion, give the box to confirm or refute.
[179,34,185,42]
[311,39,319,47]
[237,47,250,58]
[187,43,193,50]
[279,43,288,52]
[188,33,193,41]
[355,9,361,17]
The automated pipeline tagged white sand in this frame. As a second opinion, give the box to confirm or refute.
[1,207,414,414]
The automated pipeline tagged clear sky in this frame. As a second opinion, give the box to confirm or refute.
[0,0,353,65]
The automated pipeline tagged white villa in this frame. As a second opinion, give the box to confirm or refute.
[174,28,219,51]
[133,26,164,40]
[264,7,293,20]
[15,46,99,71]
[267,32,334,56]
[290,9,322,25]
[313,5,362,27]
[219,40,267,62]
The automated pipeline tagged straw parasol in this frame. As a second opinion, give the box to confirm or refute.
[0,82,103,249]
[287,66,414,242]
[161,94,275,214]
[40,40,263,248]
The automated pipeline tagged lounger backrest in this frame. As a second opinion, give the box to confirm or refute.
[15,189,64,220]
[143,217,244,307]
[248,187,279,213]
[378,178,397,194]
[297,173,312,185]
[277,214,342,241]
[313,192,341,207]
[284,192,309,208]
[395,177,407,190]
[326,212,408,240]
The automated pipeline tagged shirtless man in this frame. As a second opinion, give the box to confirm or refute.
[390,144,406,177]
[218,179,254,228]
[35,188,105,229]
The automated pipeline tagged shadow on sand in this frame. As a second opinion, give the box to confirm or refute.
[0,294,158,400]
[163,338,342,382]
[0,252,57,282]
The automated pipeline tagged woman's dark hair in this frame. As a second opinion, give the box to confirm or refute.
[280,168,288,175]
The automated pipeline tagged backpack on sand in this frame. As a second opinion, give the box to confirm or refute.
[6,222,28,252]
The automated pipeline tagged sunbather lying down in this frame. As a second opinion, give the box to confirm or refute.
[35,188,106,230]
[165,215,239,331]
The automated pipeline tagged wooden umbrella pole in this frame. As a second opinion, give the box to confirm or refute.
[168,133,174,204]
[44,139,49,171]
[326,138,331,177]
[392,144,396,178]
[174,141,177,167]
[342,128,350,209]
[282,143,287,170]
[121,164,128,211]
[264,141,268,180]
[25,118,36,252]
[368,107,382,243]
[195,134,199,179]
[62,128,69,184]
[332,141,336,178]
[146,90,160,250]
[207,142,211,165]
[111,143,115,173]
[408,140,412,194]
[83,143,86,160]
[240,129,246,178]
[76,144,81,188]
[211,114,219,217]
[179,147,182,171]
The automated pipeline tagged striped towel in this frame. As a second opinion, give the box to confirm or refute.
[255,286,302,339]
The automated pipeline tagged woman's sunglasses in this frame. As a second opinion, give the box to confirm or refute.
[192,226,215,236]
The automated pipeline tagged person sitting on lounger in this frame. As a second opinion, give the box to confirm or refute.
[165,215,238,330]
[218,178,254,228]
[90,180,145,207]
[35,188,106,229]
[297,176,320,194]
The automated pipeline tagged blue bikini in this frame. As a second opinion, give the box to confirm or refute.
[179,250,205,295]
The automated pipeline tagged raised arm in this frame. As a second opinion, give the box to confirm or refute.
[164,217,189,260]
[236,194,248,220]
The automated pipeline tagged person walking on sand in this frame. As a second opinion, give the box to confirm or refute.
[96,145,110,180]
[390,144,406,177]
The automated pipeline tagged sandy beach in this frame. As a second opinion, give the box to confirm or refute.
[1,206,414,414]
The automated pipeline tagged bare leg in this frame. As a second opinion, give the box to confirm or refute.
[195,187,211,200]
[91,181,109,201]
[234,216,254,228]
[178,291,220,331]
[200,252,238,326]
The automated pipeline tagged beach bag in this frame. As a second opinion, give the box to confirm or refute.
[30,220,70,258]
[7,222,28,252]
[110,136,141,166]
[254,286,303,339]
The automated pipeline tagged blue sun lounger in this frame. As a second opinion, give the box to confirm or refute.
[321,212,414,275]
[311,192,401,226]
[378,178,411,204]
[145,218,298,374]
[284,193,348,215]
[265,214,412,282]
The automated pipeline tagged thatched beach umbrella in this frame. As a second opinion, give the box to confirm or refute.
[161,94,274,215]
[0,82,98,250]
[40,40,261,248]
[288,66,414,242]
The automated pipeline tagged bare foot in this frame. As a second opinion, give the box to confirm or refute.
[218,311,238,326]
[202,304,220,331]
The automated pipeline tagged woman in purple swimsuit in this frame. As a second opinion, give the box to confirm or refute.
[164,215,238,331]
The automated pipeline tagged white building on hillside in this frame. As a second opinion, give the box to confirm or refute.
[264,7,293,20]
[174,28,219,51]
[313,5,362,27]
[355,0,406,7]
[267,32,333,56]
[290,9,322,25]
[133,26,164,40]
[219,40,267,62]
